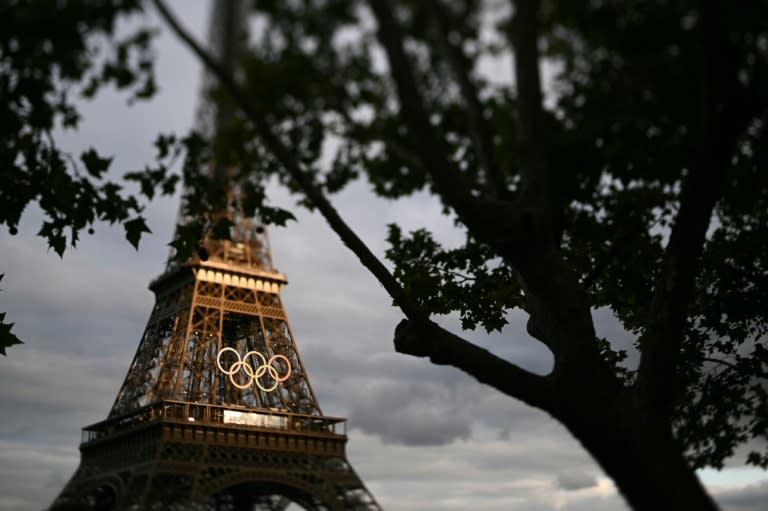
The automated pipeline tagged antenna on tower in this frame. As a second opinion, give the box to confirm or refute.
[168,0,274,272]
[195,0,248,143]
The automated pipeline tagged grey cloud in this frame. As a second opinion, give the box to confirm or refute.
[558,497,628,511]
[299,338,554,447]
[716,480,768,511]
[4,239,152,317]
[0,441,79,511]
[556,473,598,491]
[0,348,123,449]
[345,432,629,511]
[347,380,472,445]
[346,425,603,484]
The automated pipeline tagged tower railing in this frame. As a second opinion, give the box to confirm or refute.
[81,399,347,445]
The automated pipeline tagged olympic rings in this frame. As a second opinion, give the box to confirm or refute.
[216,347,292,393]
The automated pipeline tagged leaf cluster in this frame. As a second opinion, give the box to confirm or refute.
[1,0,161,255]
[386,225,522,332]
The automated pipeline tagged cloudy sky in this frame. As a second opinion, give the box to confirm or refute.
[1,2,766,510]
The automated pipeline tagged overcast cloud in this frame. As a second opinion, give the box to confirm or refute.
[0,2,765,510]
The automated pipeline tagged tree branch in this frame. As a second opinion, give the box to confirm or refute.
[510,0,553,240]
[366,1,612,384]
[703,357,738,371]
[636,0,758,424]
[493,0,611,380]
[154,0,555,407]
[426,0,505,197]
[367,0,522,248]
[395,319,554,410]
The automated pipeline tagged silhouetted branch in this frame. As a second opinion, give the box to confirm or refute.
[510,0,553,238]
[395,319,554,410]
[703,357,738,370]
[427,0,504,197]
[636,0,758,424]
[367,0,523,251]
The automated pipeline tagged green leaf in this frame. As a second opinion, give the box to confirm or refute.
[50,234,66,258]
[80,149,113,178]
[123,217,151,250]
[161,174,180,196]
[0,312,23,356]
[259,206,296,227]
[154,133,176,159]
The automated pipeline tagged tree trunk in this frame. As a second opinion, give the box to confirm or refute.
[566,410,720,511]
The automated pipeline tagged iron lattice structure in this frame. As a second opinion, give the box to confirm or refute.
[51,244,380,509]
[50,1,381,509]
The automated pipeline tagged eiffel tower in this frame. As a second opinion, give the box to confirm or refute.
[51,1,381,509]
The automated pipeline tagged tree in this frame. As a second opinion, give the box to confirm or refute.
[3,1,768,510]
